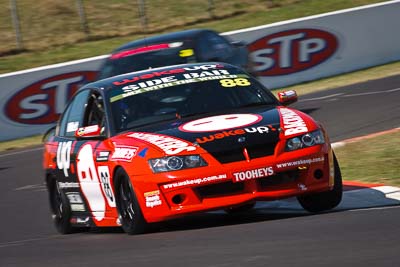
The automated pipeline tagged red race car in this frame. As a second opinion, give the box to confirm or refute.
[43,63,342,234]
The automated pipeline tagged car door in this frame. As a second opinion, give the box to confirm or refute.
[52,89,114,222]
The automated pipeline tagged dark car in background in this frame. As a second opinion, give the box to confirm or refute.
[97,29,250,80]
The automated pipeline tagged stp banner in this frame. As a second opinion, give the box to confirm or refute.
[0,56,107,140]
[223,0,400,88]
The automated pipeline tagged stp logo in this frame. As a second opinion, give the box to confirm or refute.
[5,71,97,124]
[248,28,338,76]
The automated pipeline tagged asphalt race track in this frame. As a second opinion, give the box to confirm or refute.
[1,75,399,267]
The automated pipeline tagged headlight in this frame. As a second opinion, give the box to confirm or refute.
[285,130,325,151]
[149,155,207,173]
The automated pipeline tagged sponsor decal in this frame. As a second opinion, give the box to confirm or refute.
[196,125,273,144]
[179,114,263,133]
[110,145,138,162]
[276,157,324,169]
[110,65,248,103]
[66,192,83,204]
[163,174,228,190]
[144,190,162,208]
[128,132,196,155]
[57,141,72,177]
[70,217,90,225]
[96,151,110,162]
[113,64,224,86]
[70,204,86,212]
[248,28,338,76]
[75,125,101,137]
[113,72,244,102]
[233,166,274,183]
[219,78,251,87]
[76,144,106,221]
[5,71,96,125]
[58,182,80,189]
[97,166,116,207]
[179,49,194,57]
[66,121,79,133]
[279,108,308,136]
[138,147,149,158]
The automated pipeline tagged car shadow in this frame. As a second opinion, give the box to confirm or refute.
[89,182,400,235]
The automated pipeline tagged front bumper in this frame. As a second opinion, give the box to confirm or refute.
[133,145,334,223]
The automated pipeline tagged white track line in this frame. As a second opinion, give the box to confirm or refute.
[0,147,43,158]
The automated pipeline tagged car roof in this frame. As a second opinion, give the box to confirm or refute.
[114,29,216,52]
[83,62,239,91]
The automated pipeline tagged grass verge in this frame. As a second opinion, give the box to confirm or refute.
[0,135,43,152]
[335,130,400,186]
[0,0,387,74]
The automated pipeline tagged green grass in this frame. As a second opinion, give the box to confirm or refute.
[335,130,400,186]
[0,0,388,74]
[0,135,42,152]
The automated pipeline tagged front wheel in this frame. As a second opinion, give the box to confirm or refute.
[297,153,343,213]
[49,179,72,234]
[114,168,148,235]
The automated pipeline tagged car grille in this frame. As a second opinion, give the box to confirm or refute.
[209,142,277,164]
[257,170,300,189]
[195,181,245,199]
[195,170,299,200]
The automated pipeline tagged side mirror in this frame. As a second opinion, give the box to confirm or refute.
[278,90,298,106]
[75,125,105,140]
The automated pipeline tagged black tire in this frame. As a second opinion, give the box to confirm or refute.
[49,179,72,234]
[225,202,256,214]
[114,168,148,235]
[297,153,343,213]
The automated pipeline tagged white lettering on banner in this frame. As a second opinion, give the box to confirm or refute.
[19,95,48,119]
[97,166,116,207]
[57,141,72,177]
[41,76,82,114]
[128,133,196,155]
[110,146,138,161]
[300,38,325,62]
[250,32,328,72]
[76,144,106,221]
[233,167,274,182]
[279,108,308,136]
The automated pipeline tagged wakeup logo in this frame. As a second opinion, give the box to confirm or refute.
[248,28,338,76]
[5,71,97,124]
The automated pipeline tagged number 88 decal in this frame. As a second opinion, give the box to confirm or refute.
[220,78,251,87]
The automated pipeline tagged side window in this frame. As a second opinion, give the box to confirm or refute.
[58,90,90,137]
[83,92,106,131]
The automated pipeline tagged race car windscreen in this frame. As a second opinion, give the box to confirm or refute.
[98,47,193,80]
[107,64,276,132]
